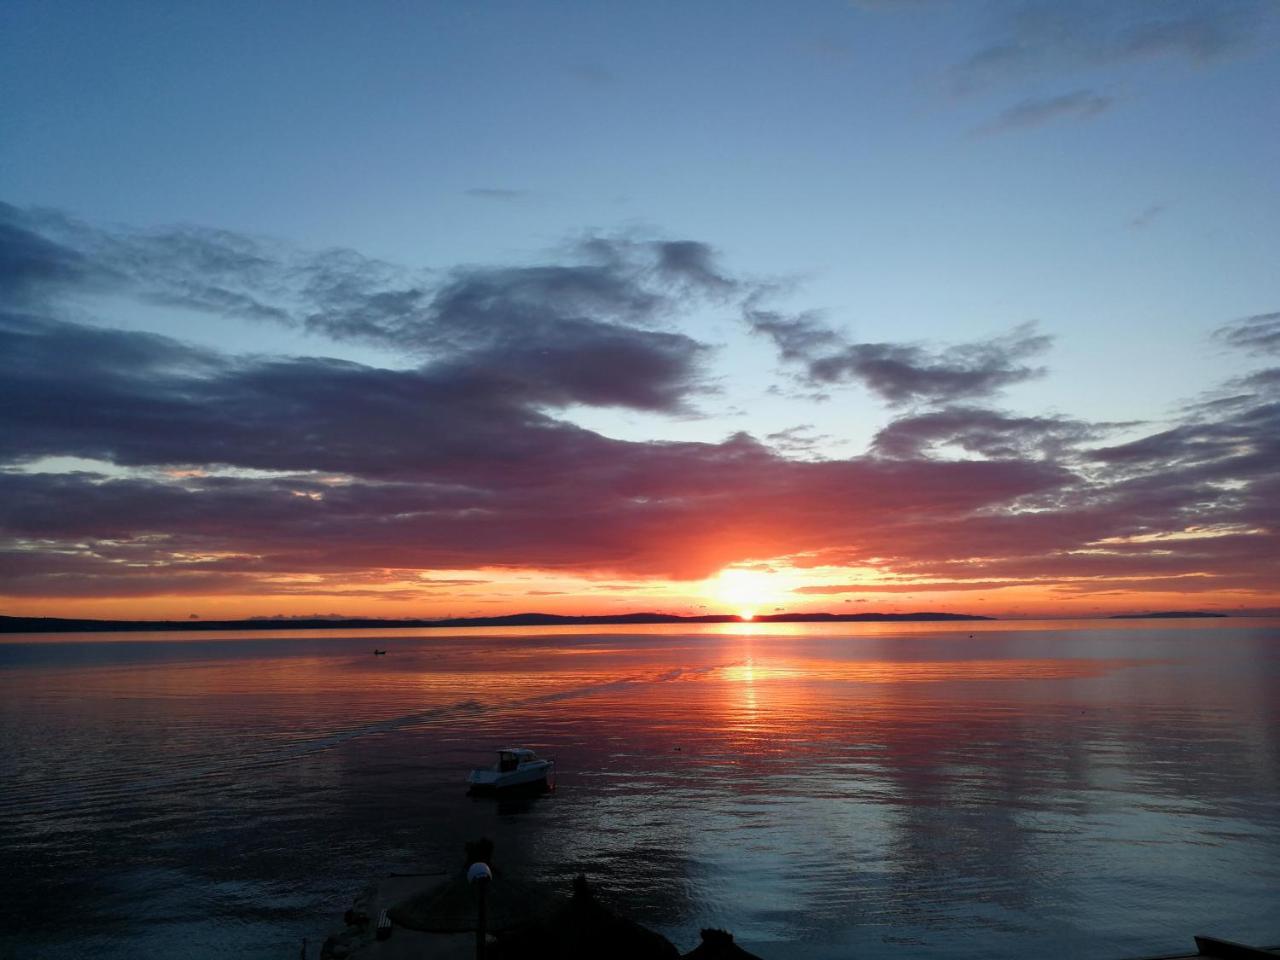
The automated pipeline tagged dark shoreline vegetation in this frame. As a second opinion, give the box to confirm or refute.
[0,610,994,634]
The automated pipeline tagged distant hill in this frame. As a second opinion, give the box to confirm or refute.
[0,610,994,634]
[1109,611,1227,619]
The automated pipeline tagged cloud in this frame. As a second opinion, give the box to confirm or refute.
[1117,4,1260,62]
[4,356,1276,598]
[300,238,732,411]
[9,369,1275,596]
[1214,311,1280,356]
[0,309,1073,585]
[949,1,1272,94]
[794,580,1022,594]
[653,239,737,294]
[782,358,1280,598]
[0,206,741,416]
[0,204,114,306]
[0,314,623,477]
[810,325,1051,403]
[1236,368,1280,393]
[743,304,840,363]
[750,315,1052,406]
[1,202,293,322]
[1,203,1276,608]
[871,406,1112,459]
[0,437,1072,590]
[975,89,1113,135]
[765,425,833,456]
[1129,203,1167,229]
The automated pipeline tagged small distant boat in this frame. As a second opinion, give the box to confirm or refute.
[467,748,554,791]
[373,649,386,655]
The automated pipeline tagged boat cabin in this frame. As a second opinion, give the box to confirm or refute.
[467,747,552,792]
[497,748,537,772]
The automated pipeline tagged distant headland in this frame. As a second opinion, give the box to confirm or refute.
[1108,611,1228,619]
[0,610,994,634]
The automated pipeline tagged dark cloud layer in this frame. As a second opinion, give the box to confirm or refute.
[1,204,728,416]
[1,203,1277,606]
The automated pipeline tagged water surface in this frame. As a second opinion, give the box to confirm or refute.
[1,619,1277,959]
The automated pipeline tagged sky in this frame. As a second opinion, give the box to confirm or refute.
[1,0,1278,620]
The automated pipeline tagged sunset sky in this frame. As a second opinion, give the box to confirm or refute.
[2,1,1278,620]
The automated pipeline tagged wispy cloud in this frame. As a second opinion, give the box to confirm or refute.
[1129,202,1167,229]
[975,89,1113,135]
[748,312,1052,407]
[950,0,1272,94]
[871,406,1117,460]
[1214,311,1280,356]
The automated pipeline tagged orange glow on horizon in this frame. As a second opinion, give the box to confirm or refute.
[1,559,1276,622]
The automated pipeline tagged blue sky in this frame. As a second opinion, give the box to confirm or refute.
[6,2,1277,437]
[2,1,1278,617]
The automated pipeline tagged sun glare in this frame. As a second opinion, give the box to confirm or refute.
[709,567,784,616]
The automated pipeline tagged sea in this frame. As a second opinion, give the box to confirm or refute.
[1,619,1277,960]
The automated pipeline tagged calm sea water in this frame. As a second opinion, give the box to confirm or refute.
[1,619,1277,960]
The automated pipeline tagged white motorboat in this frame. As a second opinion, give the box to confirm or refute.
[467,748,554,791]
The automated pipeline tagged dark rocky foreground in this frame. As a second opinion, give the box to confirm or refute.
[319,839,763,960]
[321,874,762,960]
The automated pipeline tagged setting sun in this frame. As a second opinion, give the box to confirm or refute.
[709,568,784,616]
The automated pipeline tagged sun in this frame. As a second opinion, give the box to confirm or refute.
[708,567,784,617]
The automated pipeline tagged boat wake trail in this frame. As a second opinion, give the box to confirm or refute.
[1,660,742,821]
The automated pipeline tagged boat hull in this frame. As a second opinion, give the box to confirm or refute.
[467,759,554,791]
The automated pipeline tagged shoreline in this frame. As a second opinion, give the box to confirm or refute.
[0,610,995,634]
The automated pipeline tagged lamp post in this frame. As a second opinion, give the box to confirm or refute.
[467,861,493,960]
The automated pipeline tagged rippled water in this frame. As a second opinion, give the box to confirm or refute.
[1,619,1277,959]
